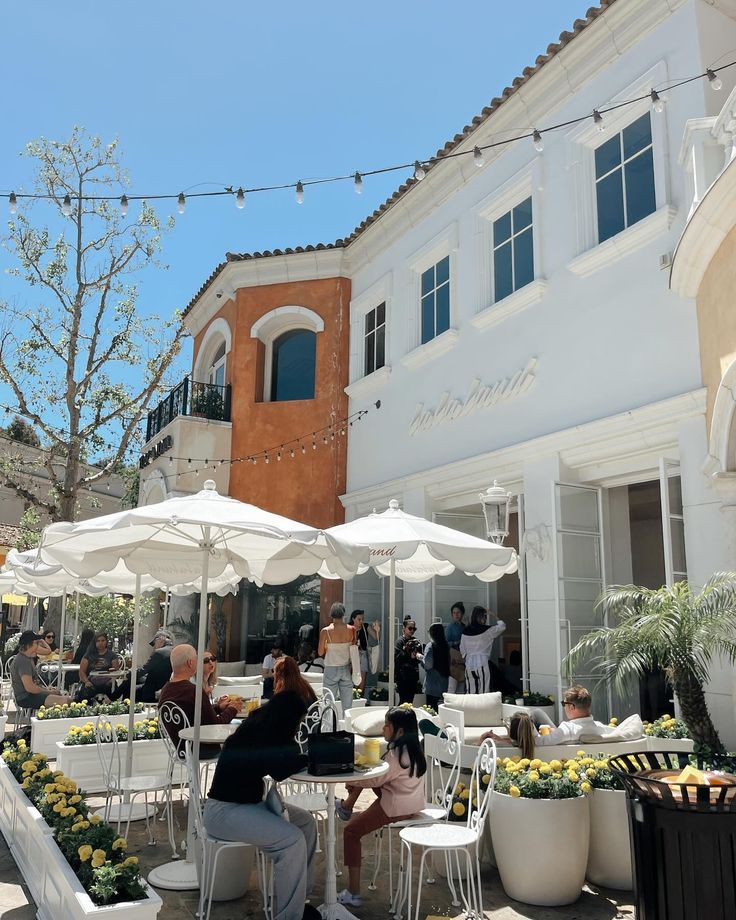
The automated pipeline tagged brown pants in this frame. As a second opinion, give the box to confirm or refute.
[343,791,414,867]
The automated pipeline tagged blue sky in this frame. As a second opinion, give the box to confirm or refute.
[0,0,588,425]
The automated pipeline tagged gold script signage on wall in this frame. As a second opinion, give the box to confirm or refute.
[408,357,537,436]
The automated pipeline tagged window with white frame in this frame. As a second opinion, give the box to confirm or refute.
[364,303,386,376]
[270,329,316,402]
[207,341,227,388]
[420,256,450,345]
[492,197,534,302]
[595,112,655,244]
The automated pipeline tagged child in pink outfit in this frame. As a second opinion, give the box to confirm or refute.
[337,707,427,908]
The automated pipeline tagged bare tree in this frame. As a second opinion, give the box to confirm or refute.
[0,128,183,522]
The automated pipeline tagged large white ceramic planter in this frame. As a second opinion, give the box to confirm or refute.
[587,788,632,889]
[0,760,162,918]
[55,739,178,793]
[649,737,694,753]
[32,711,156,759]
[491,793,590,906]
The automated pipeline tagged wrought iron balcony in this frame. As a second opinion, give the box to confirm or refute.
[145,376,232,442]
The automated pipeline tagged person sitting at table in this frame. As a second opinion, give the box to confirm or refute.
[158,644,238,759]
[37,629,58,660]
[273,655,317,709]
[76,631,122,701]
[204,691,318,920]
[262,642,283,699]
[299,649,324,673]
[336,707,427,908]
[11,630,71,711]
[109,630,173,703]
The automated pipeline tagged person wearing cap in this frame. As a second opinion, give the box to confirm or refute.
[11,630,71,710]
[109,630,174,702]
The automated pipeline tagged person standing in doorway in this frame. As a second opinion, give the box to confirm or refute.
[445,601,466,694]
[319,602,356,713]
[420,623,450,711]
[395,618,421,705]
[460,606,506,694]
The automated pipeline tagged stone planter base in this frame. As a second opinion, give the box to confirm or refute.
[55,739,181,794]
[491,792,590,906]
[587,788,633,889]
[0,760,162,919]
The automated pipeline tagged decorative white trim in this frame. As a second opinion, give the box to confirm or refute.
[193,316,232,382]
[345,365,392,400]
[400,328,460,370]
[406,223,459,275]
[140,467,168,506]
[250,305,324,340]
[404,224,459,354]
[567,206,677,278]
[470,279,548,330]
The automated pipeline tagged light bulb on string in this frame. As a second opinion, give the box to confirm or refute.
[707,68,722,91]
[264,453,269,464]
[414,161,426,181]
[330,430,335,441]
[62,194,72,216]
[301,444,306,454]
[650,89,664,113]
[354,172,363,194]
[277,451,282,461]
[235,188,245,209]
[290,449,295,458]
[473,146,484,168]
[312,439,317,450]
[177,193,186,214]
[120,195,128,217]
[533,130,544,153]
[593,110,604,132]
[9,192,17,214]
[295,181,304,204]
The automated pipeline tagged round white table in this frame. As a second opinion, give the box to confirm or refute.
[291,762,389,920]
[178,723,238,745]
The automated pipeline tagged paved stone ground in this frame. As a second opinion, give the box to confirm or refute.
[0,787,636,920]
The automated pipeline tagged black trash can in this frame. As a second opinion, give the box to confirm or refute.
[610,750,736,920]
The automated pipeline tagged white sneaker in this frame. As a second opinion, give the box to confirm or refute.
[337,889,363,907]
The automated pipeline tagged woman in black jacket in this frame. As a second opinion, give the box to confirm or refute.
[204,691,318,920]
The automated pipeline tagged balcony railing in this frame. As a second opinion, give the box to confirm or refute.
[145,376,232,442]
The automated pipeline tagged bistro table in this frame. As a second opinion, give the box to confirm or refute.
[291,762,389,920]
[178,723,239,745]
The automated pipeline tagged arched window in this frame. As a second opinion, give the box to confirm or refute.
[270,329,316,402]
[208,341,227,388]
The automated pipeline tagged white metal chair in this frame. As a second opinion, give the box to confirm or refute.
[396,737,497,920]
[93,715,177,855]
[369,725,463,909]
[184,741,274,920]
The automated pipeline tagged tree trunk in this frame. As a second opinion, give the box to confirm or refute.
[674,670,724,753]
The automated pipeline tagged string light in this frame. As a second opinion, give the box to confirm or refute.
[235,187,245,209]
[707,68,723,91]
[177,192,186,214]
[414,161,426,181]
[62,194,72,216]
[354,172,363,194]
[295,181,304,204]
[264,453,269,464]
[650,89,664,114]
[9,192,17,214]
[532,130,544,153]
[473,146,484,167]
[593,110,604,132]
[120,194,128,217]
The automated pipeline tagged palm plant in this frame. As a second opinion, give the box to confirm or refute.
[564,574,736,753]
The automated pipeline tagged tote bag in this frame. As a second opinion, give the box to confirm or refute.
[306,708,355,776]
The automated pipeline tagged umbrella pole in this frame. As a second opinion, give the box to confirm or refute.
[192,527,211,768]
[388,558,396,706]
[73,591,80,641]
[125,574,143,782]
[162,590,170,630]
[57,592,67,693]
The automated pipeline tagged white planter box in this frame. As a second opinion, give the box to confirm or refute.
[32,711,156,759]
[0,714,7,739]
[0,760,162,918]
[648,737,694,753]
[491,792,590,906]
[55,739,178,794]
[587,788,633,890]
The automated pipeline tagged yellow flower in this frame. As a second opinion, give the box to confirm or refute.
[511,756,520,763]
[91,849,106,868]
[32,753,45,762]
[78,845,93,862]
[62,807,76,818]
[530,759,542,770]
[481,773,491,786]
[580,782,592,794]
[549,760,562,771]
[123,856,139,867]
[53,802,66,813]
[528,770,540,782]
[21,778,30,789]
[509,786,521,798]
[69,795,82,805]
[519,758,530,769]
[567,771,579,783]
[539,763,552,775]
[609,717,618,726]
[112,837,127,851]
[89,815,102,825]
[576,750,586,757]
[452,802,466,816]
[586,769,597,779]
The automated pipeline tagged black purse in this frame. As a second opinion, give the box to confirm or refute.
[306,709,355,776]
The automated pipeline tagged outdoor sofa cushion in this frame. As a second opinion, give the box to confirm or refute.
[217,660,247,677]
[580,713,645,743]
[442,691,503,726]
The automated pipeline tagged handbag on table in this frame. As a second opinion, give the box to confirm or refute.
[306,709,355,776]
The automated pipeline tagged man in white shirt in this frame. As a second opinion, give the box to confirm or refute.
[536,685,608,746]
[262,643,283,698]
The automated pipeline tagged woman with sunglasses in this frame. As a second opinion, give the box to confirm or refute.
[394,618,421,705]
[202,652,218,698]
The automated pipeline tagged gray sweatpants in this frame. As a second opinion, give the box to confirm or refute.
[204,798,317,920]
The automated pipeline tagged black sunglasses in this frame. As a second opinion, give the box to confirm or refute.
[406,626,417,632]
[203,656,216,664]
[45,634,54,639]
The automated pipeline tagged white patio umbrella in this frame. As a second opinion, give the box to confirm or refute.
[326,498,518,698]
[38,479,367,889]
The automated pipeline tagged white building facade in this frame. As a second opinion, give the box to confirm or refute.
[341,0,736,744]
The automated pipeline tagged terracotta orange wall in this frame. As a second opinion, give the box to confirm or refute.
[193,277,351,622]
